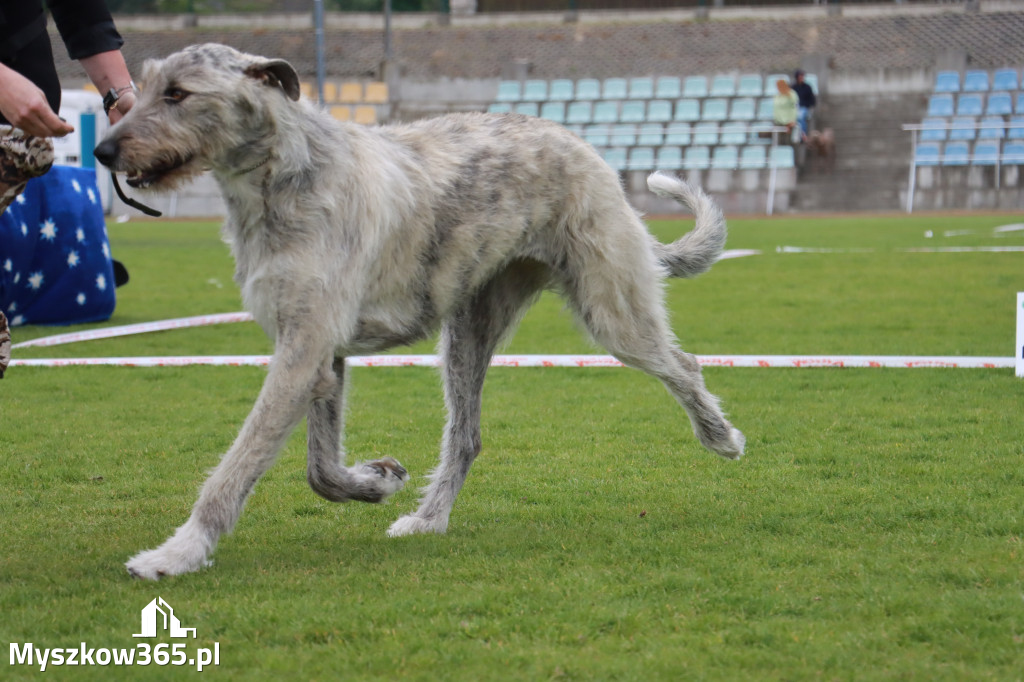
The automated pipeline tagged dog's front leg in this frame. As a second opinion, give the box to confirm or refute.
[125,339,331,580]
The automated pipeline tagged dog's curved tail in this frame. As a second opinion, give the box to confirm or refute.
[647,172,727,279]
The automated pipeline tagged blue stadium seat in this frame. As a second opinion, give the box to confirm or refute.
[487,102,512,114]
[730,98,756,121]
[601,147,627,171]
[522,80,547,101]
[603,78,628,100]
[987,91,1013,116]
[770,145,795,168]
[739,145,767,169]
[549,79,574,101]
[575,79,601,100]
[942,141,970,165]
[719,122,748,146]
[539,101,566,123]
[702,98,729,121]
[674,99,701,122]
[1017,93,1024,114]
[920,117,948,141]
[646,99,673,123]
[934,70,960,93]
[927,94,955,117]
[737,74,763,97]
[629,77,655,99]
[627,147,655,170]
[914,142,941,166]
[957,93,984,116]
[514,102,539,117]
[682,76,708,98]
[693,122,718,146]
[663,123,691,146]
[636,123,664,146]
[992,68,1019,92]
[655,76,681,99]
[978,115,1005,139]
[711,145,739,169]
[566,101,593,125]
[495,81,521,102]
[593,101,619,124]
[583,124,610,147]
[610,124,636,147]
[619,101,646,124]
[973,140,1000,165]
[764,74,787,94]
[948,116,977,140]
[757,97,774,121]
[748,121,774,144]
[656,146,683,170]
[1003,141,1024,164]
[683,145,711,170]
[709,75,736,97]
[962,70,989,92]
[1008,116,1024,140]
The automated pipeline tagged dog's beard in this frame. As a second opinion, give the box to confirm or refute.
[124,153,198,190]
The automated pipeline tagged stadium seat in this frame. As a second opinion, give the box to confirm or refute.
[549,79,574,101]
[730,98,757,121]
[927,94,955,117]
[514,102,539,117]
[992,68,1019,92]
[496,81,521,102]
[539,101,566,123]
[948,116,977,140]
[692,122,718,145]
[655,77,682,99]
[593,101,619,124]
[719,122,748,145]
[757,97,774,121]
[575,79,601,100]
[583,124,610,147]
[934,70,960,93]
[764,73,787,94]
[914,142,941,166]
[601,147,627,171]
[962,70,989,92]
[739,145,767,169]
[663,123,691,146]
[603,78,628,100]
[770,145,795,168]
[748,121,774,144]
[673,99,701,122]
[636,123,664,146]
[702,98,729,121]
[957,93,984,116]
[339,82,363,102]
[683,145,711,170]
[329,104,351,121]
[566,101,593,125]
[619,101,646,124]
[656,146,683,170]
[978,115,1005,139]
[646,99,673,123]
[1017,93,1024,114]
[920,117,948,141]
[610,124,637,147]
[709,75,736,97]
[629,77,655,99]
[364,82,388,104]
[487,102,512,114]
[973,140,1000,165]
[682,76,708,98]
[737,74,763,97]
[942,141,970,165]
[711,145,739,169]
[522,80,548,101]
[353,106,377,125]
[1003,141,1024,164]
[987,91,1013,116]
[627,147,655,170]
[1008,116,1024,140]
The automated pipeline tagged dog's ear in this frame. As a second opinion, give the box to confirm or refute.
[244,59,301,102]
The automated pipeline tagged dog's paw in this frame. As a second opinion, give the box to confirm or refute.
[711,427,746,460]
[354,457,409,501]
[387,514,448,538]
[125,546,212,581]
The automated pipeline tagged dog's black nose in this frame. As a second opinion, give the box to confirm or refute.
[93,139,118,168]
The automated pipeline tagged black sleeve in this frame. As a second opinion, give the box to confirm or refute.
[46,0,124,61]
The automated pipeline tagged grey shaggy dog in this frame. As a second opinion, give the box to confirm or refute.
[94,44,745,580]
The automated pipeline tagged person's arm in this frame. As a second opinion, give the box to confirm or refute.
[79,50,136,124]
[0,64,75,137]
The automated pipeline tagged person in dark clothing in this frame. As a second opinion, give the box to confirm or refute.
[791,69,816,141]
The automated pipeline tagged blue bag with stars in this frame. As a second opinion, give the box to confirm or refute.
[1,166,116,326]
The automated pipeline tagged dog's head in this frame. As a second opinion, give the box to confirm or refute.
[93,44,301,190]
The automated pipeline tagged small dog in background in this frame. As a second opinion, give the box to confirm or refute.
[94,43,744,580]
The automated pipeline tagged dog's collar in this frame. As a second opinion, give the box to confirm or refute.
[238,155,272,176]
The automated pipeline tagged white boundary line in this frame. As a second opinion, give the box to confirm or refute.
[9,354,1015,369]
[10,312,254,349]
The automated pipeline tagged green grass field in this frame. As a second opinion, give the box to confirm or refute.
[2,210,1023,680]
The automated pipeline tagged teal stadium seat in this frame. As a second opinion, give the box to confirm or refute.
[646,100,672,123]
[674,99,701,122]
[567,101,593,125]
[920,117,948,141]
[656,146,683,170]
[719,122,748,145]
[629,77,654,99]
[730,98,756,121]
[978,116,1005,139]
[770,145,795,168]
[1003,141,1024,164]
[739,145,767,169]
[655,77,681,99]
[957,94,983,116]
[636,123,664,146]
[549,79,574,101]
[934,70,960,93]
[628,147,655,170]
[702,98,729,121]
[619,101,646,124]
[522,80,547,101]
[487,102,512,114]
[583,124,610,147]
[942,141,970,165]
[927,94,955,117]
[973,141,1000,165]
[757,97,774,121]
[1008,116,1024,140]
[601,147,627,171]
[663,123,691,146]
[496,81,521,102]
[764,73,787,94]
[575,79,601,100]
[683,145,711,170]
[992,68,1018,92]
[987,91,1013,116]
[603,78,628,100]
[682,76,708,98]
[514,102,538,117]
[709,75,736,97]
[593,101,619,124]
[962,70,989,92]
[914,142,941,166]
[539,101,566,123]
[948,116,977,140]
[711,145,739,169]
[1017,93,1024,114]
[737,74,763,97]
[693,122,718,145]
[610,124,636,147]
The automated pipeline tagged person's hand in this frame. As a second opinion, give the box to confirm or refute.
[0,65,74,137]
[106,89,136,125]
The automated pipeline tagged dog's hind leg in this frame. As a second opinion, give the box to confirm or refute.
[388,261,548,537]
[306,356,409,502]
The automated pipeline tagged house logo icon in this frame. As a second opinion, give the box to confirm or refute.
[133,597,196,639]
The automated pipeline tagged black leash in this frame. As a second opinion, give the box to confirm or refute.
[110,172,162,217]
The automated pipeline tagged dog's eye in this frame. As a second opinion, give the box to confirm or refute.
[163,88,190,104]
